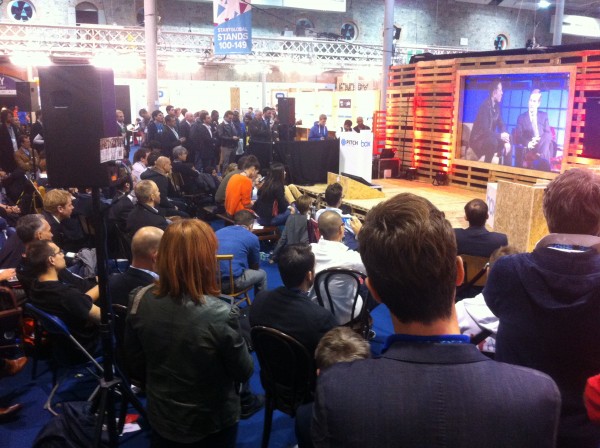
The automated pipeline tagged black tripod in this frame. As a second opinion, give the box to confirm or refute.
[89,187,146,447]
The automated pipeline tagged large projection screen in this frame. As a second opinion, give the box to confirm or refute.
[454,67,577,174]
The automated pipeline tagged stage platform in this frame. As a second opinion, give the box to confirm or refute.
[297,178,485,229]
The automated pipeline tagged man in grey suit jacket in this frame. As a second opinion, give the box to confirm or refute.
[312,193,561,448]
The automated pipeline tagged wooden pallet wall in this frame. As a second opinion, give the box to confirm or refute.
[386,49,600,190]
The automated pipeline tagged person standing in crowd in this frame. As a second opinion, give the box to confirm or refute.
[0,109,19,173]
[125,219,253,448]
[309,114,328,141]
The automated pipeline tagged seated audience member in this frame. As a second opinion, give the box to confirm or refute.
[454,198,508,258]
[200,166,221,195]
[125,219,253,447]
[340,119,353,133]
[216,210,266,295]
[215,158,245,208]
[295,327,370,448]
[107,177,135,233]
[126,180,169,238]
[224,157,260,217]
[585,374,600,424]
[484,168,600,448]
[131,147,150,187]
[171,145,207,194]
[250,244,337,356]
[42,189,88,253]
[140,156,188,217]
[14,135,45,173]
[108,226,162,306]
[455,244,519,354]
[253,162,292,226]
[310,211,365,325]
[27,240,100,354]
[315,182,357,250]
[271,194,313,263]
[312,193,561,448]
[15,214,95,296]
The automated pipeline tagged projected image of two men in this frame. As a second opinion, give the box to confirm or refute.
[458,73,570,173]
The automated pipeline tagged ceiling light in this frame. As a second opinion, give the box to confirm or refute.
[538,1,551,8]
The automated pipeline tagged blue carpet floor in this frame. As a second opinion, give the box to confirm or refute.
[0,215,395,447]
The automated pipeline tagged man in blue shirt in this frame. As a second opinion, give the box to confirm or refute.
[312,192,560,448]
[216,210,267,294]
[308,114,328,141]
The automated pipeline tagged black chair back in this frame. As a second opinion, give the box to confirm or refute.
[314,268,368,330]
[251,326,315,448]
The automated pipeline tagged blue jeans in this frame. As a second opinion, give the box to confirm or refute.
[258,208,291,227]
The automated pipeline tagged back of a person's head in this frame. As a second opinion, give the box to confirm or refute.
[242,156,260,171]
[156,219,219,303]
[543,168,600,235]
[133,147,150,163]
[464,199,488,227]
[278,244,314,289]
[135,180,156,204]
[172,146,187,159]
[324,183,343,207]
[223,163,238,176]
[236,156,248,171]
[43,189,71,215]
[146,150,161,167]
[315,327,371,371]
[26,239,54,277]
[296,195,313,215]
[318,211,343,241]
[16,214,46,244]
[359,193,457,324]
[131,226,164,260]
[234,210,255,227]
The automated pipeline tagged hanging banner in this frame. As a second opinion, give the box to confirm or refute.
[213,0,252,55]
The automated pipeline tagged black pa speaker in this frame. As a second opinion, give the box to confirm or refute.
[16,82,40,112]
[278,97,295,125]
[38,65,118,188]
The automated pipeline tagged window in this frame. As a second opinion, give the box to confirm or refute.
[8,1,35,22]
[76,2,99,25]
[295,18,314,37]
[341,22,358,42]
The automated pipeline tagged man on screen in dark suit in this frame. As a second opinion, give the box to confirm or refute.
[468,79,511,163]
[312,193,560,448]
[454,198,508,258]
[514,89,553,171]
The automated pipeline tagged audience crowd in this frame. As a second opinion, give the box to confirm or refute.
[0,102,598,448]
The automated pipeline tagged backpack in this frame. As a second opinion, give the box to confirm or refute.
[307,218,320,244]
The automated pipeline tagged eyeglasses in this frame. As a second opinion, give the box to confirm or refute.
[50,250,64,257]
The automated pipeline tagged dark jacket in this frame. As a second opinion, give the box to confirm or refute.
[248,118,271,142]
[272,214,309,262]
[108,267,154,306]
[190,122,218,160]
[159,126,180,159]
[485,239,600,448]
[250,286,336,356]
[140,168,176,211]
[125,288,253,444]
[252,185,289,226]
[108,192,134,232]
[0,123,19,173]
[217,121,238,149]
[313,340,560,448]
[125,203,169,237]
[454,226,508,258]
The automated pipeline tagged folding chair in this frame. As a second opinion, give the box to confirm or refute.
[24,303,103,415]
[456,254,489,300]
[314,268,371,339]
[216,254,253,307]
[251,326,315,448]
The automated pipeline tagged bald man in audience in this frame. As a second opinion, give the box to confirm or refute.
[126,180,169,237]
[310,211,365,324]
[109,226,163,306]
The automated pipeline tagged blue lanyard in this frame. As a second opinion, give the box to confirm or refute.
[382,333,470,353]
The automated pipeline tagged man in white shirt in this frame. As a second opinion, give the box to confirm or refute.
[310,211,365,324]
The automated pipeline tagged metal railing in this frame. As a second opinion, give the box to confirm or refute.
[0,23,465,69]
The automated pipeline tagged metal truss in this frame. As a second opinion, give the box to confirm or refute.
[0,23,464,69]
